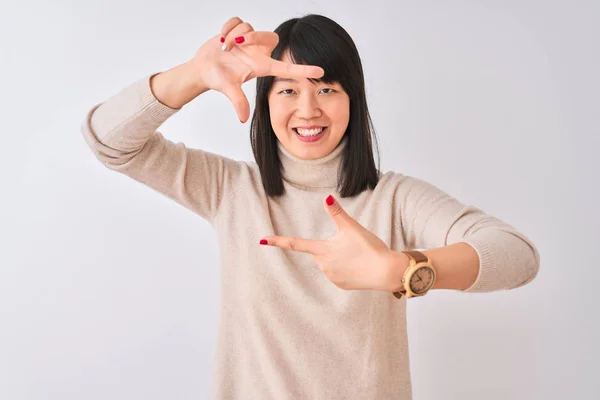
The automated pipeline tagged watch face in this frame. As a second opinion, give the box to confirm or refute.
[409,266,435,294]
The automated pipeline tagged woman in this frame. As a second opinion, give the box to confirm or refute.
[81,14,540,400]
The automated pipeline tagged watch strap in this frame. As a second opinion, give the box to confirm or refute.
[393,250,429,299]
[403,250,428,264]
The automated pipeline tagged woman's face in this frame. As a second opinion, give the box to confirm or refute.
[268,50,350,160]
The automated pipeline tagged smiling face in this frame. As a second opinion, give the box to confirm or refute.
[268,50,351,160]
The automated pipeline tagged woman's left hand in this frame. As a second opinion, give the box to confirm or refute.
[259,194,406,292]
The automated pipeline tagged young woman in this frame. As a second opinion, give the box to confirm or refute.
[81,14,540,400]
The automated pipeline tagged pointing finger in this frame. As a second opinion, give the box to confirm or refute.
[260,236,325,255]
[267,59,325,79]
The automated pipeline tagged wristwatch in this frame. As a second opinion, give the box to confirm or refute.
[393,250,437,299]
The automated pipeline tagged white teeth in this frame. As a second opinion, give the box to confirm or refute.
[296,127,324,136]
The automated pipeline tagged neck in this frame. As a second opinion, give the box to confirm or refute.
[277,136,348,189]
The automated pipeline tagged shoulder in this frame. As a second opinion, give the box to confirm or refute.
[376,169,433,190]
[217,157,264,195]
[198,151,259,181]
[376,169,451,202]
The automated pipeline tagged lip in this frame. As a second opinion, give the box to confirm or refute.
[293,125,326,129]
[294,127,327,143]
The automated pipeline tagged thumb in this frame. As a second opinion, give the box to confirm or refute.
[324,195,353,229]
[221,84,250,123]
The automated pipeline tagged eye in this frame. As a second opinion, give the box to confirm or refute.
[277,88,337,95]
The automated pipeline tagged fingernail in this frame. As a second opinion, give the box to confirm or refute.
[260,239,268,245]
[221,43,227,51]
[220,37,225,43]
[235,36,245,44]
[326,195,335,206]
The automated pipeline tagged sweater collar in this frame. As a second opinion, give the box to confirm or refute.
[277,136,347,189]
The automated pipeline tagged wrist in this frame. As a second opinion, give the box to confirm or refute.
[150,61,209,109]
[383,250,409,293]
[182,59,211,95]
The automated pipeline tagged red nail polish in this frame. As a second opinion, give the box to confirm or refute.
[326,195,334,206]
[220,37,225,43]
[260,239,268,245]
[235,36,245,44]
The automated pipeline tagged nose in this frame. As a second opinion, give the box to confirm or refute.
[294,93,322,120]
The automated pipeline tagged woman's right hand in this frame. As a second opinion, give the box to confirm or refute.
[188,16,325,123]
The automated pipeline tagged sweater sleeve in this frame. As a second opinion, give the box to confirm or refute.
[80,74,243,224]
[395,174,540,293]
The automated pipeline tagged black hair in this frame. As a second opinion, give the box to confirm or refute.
[250,14,380,198]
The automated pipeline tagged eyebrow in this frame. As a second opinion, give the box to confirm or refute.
[273,77,299,84]
[272,77,329,86]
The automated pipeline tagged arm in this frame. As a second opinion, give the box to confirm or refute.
[387,242,480,291]
[80,62,243,223]
[392,175,540,293]
[426,242,480,290]
[150,61,210,109]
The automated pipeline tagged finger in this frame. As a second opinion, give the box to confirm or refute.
[260,236,324,255]
[267,59,325,79]
[220,16,244,38]
[221,22,254,52]
[220,84,250,123]
[324,195,353,230]
[231,31,278,50]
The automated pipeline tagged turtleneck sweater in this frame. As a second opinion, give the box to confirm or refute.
[277,134,346,188]
[80,74,540,400]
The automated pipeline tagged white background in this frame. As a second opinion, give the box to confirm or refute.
[1,0,598,399]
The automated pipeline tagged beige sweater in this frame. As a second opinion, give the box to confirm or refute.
[81,74,540,399]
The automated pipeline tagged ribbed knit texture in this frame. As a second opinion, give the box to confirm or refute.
[81,75,540,399]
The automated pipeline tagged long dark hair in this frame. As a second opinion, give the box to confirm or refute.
[250,14,380,198]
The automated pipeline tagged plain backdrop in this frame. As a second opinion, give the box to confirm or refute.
[1,0,599,399]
